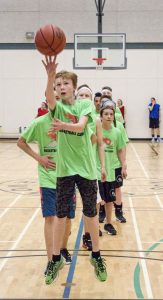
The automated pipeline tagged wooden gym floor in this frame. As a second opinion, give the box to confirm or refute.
[0,140,163,299]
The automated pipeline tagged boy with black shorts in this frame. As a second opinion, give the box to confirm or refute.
[100,97,128,223]
[42,56,107,284]
[97,102,127,235]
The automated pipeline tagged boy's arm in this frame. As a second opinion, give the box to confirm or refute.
[50,116,89,133]
[159,107,161,121]
[117,147,127,179]
[17,137,55,170]
[96,118,106,182]
[42,56,58,111]
[148,103,154,111]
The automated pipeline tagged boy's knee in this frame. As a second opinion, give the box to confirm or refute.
[45,215,55,223]
[83,208,97,218]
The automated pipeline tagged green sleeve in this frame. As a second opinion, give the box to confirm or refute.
[117,129,126,151]
[21,121,37,143]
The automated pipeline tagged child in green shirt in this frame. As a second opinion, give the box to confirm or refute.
[42,55,107,284]
[97,102,127,235]
[17,112,75,277]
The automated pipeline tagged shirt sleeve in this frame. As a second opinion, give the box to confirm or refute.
[78,99,95,129]
[49,101,61,118]
[116,128,126,151]
[21,120,37,143]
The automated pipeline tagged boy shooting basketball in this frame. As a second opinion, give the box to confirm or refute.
[42,56,107,283]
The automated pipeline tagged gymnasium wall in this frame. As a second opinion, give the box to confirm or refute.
[0,0,163,43]
[0,0,163,138]
[0,48,162,139]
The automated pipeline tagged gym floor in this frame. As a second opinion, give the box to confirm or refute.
[0,140,163,299]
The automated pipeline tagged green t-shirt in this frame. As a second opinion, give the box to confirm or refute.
[90,109,97,135]
[115,106,123,123]
[21,112,57,188]
[94,110,100,117]
[53,99,97,180]
[114,120,129,169]
[96,125,125,182]
[116,120,129,144]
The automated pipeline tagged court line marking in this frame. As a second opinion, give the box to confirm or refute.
[134,238,163,299]
[130,142,163,298]
[0,207,40,272]
[130,143,149,178]
[0,194,23,219]
[129,196,153,299]
[130,143,155,298]
[141,241,163,244]
[63,215,83,299]
[154,192,163,210]
[0,241,16,243]
[130,143,163,208]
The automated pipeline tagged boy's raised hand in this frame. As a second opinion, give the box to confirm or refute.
[42,55,58,77]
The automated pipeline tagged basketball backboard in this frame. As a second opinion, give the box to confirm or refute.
[73,33,127,69]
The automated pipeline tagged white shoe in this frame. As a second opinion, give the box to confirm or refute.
[157,137,161,143]
[151,137,155,143]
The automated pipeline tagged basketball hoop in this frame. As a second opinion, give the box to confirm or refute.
[92,57,107,70]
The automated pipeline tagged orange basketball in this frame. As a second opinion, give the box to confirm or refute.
[35,24,66,56]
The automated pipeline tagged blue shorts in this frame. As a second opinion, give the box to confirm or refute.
[40,187,76,219]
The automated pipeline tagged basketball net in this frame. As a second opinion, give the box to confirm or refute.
[92,58,107,70]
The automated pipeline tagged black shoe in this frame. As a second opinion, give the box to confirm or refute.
[114,203,126,223]
[104,223,117,235]
[44,261,51,276]
[99,205,106,223]
[116,213,126,223]
[99,229,103,237]
[82,233,92,251]
[60,248,72,264]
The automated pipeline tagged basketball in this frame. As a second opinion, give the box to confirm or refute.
[35,24,66,56]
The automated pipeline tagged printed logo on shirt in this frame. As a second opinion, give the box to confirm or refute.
[103,137,114,152]
[64,113,78,124]
[47,131,57,141]
[60,129,84,136]
[44,140,57,153]
[103,137,112,145]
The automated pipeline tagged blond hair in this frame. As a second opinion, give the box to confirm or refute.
[55,70,78,89]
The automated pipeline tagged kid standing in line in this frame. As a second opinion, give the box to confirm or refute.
[100,97,128,223]
[97,102,127,235]
[76,85,106,250]
[17,110,75,278]
[101,86,124,123]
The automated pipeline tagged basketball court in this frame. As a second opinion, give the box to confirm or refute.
[0,1,163,299]
[0,140,163,299]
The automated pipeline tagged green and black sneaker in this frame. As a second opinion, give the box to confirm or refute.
[90,255,107,282]
[45,256,65,285]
